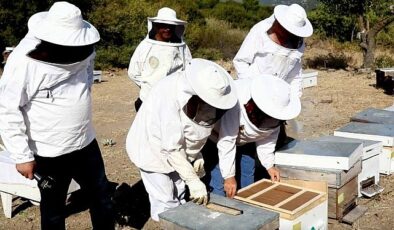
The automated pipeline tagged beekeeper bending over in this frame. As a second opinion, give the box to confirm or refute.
[128,7,192,111]
[203,75,301,198]
[126,59,237,221]
[233,4,313,97]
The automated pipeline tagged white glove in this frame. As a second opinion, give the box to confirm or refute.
[193,157,205,178]
[167,149,207,205]
[187,179,208,205]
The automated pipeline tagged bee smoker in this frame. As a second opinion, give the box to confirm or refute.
[34,173,56,190]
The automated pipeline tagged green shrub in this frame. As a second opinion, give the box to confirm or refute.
[95,45,135,69]
[193,48,224,60]
[190,18,247,60]
[376,55,394,68]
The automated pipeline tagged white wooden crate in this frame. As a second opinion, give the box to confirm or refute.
[93,70,102,83]
[334,122,394,175]
[314,136,382,197]
[275,140,363,170]
[302,71,318,89]
[0,151,80,218]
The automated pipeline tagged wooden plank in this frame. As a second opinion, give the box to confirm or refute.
[1,192,12,218]
[327,176,358,220]
[234,196,293,218]
[236,180,273,198]
[280,191,319,211]
[248,184,279,200]
[278,160,362,188]
[273,189,305,208]
[341,205,368,225]
[235,179,326,220]
[206,202,243,216]
[280,179,328,194]
[251,185,300,206]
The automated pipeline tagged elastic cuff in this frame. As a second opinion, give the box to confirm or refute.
[223,173,235,180]
[262,163,274,170]
[13,154,35,164]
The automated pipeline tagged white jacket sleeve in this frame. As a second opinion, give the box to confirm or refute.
[217,105,240,179]
[233,29,258,79]
[127,42,148,87]
[159,105,200,184]
[0,65,35,163]
[87,51,96,88]
[184,45,192,62]
[255,127,280,170]
[288,63,303,98]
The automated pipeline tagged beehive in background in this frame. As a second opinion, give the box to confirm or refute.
[335,122,394,175]
[314,136,383,198]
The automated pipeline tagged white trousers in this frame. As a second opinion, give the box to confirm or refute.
[140,170,186,221]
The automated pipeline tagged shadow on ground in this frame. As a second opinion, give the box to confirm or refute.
[65,180,150,229]
[112,180,151,229]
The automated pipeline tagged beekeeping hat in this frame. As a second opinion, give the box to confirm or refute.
[185,59,237,110]
[149,7,186,25]
[274,4,313,38]
[28,1,100,46]
[251,75,301,120]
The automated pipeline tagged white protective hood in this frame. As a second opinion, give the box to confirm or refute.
[146,17,186,47]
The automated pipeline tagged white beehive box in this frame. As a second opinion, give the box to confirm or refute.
[235,179,328,230]
[93,70,102,83]
[0,151,80,218]
[314,136,383,197]
[351,108,394,124]
[302,71,318,89]
[385,104,394,111]
[334,122,394,175]
[275,140,363,170]
[159,193,280,230]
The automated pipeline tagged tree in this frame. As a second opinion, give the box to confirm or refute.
[320,0,394,69]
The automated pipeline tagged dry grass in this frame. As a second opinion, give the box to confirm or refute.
[0,58,393,229]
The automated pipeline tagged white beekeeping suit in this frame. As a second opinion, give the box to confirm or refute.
[233,4,313,97]
[126,59,237,221]
[128,7,192,105]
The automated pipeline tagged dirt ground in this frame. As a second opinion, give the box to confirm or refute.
[0,65,393,229]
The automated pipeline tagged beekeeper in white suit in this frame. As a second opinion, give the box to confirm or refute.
[203,75,301,198]
[126,58,237,221]
[0,2,114,229]
[128,7,192,111]
[233,4,313,97]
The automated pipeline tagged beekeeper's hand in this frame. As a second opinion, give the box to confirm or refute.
[167,149,208,205]
[193,156,205,178]
[267,167,280,182]
[187,179,208,205]
[16,161,36,180]
[224,176,237,198]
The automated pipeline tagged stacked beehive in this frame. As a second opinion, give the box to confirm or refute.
[274,140,363,223]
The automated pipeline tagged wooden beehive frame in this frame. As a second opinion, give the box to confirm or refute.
[235,179,326,220]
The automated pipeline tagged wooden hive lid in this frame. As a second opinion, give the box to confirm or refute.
[235,179,327,220]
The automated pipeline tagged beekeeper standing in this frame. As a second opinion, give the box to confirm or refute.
[128,7,192,111]
[126,58,237,221]
[233,4,313,97]
[203,75,301,198]
[0,2,114,229]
